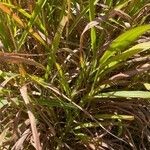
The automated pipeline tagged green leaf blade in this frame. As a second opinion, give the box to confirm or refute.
[95,91,150,99]
[100,25,150,64]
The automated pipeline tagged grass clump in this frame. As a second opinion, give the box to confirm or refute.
[0,0,150,149]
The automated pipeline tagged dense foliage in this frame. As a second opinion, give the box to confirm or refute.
[0,0,150,149]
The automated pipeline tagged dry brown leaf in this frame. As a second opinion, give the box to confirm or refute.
[110,63,150,81]
[0,52,45,70]
[0,127,9,146]
[20,85,42,150]
[11,129,30,150]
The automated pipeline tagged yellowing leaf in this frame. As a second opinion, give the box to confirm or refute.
[144,83,150,91]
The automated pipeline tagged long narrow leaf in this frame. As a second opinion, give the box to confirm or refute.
[94,91,150,99]
[89,0,96,52]
[100,25,150,64]
[102,41,150,72]
[20,85,42,150]
[18,0,47,49]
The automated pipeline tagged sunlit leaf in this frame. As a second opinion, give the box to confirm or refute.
[95,114,134,121]
[94,91,150,99]
[100,25,150,64]
[0,127,9,146]
[144,83,150,91]
[102,41,150,72]
[0,99,8,108]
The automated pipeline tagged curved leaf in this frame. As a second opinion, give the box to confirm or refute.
[100,25,150,64]
[103,41,150,71]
